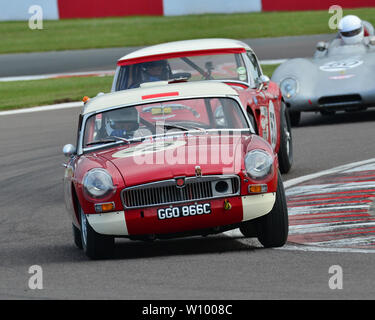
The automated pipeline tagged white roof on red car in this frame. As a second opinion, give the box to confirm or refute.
[117,38,252,65]
[83,81,239,115]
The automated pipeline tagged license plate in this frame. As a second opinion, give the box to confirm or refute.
[157,203,211,220]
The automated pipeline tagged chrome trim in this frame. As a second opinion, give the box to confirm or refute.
[121,175,241,209]
[242,51,261,89]
[63,144,76,158]
[111,66,121,93]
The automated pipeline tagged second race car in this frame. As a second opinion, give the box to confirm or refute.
[111,38,293,173]
[272,15,375,126]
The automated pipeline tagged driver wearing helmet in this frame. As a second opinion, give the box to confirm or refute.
[338,15,374,45]
[108,107,139,139]
[128,60,170,88]
[141,60,170,82]
[315,15,375,57]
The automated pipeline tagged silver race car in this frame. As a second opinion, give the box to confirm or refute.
[272,22,375,126]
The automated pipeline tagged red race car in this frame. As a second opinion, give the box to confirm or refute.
[112,38,293,173]
[63,81,288,259]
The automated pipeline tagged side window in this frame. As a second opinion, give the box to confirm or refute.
[116,65,142,90]
[115,66,128,91]
[246,52,262,85]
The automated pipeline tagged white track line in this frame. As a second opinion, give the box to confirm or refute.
[226,158,375,254]
[283,159,375,253]
[284,158,375,189]
[277,244,375,254]
[0,101,83,116]
[0,59,287,82]
[0,70,115,82]
[260,59,287,65]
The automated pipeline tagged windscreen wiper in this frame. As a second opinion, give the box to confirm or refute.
[161,123,207,134]
[160,123,189,131]
[86,138,119,146]
[86,136,131,147]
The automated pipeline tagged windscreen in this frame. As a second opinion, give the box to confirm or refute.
[83,97,249,148]
[115,53,248,91]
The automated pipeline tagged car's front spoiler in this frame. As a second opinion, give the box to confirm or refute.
[86,193,276,237]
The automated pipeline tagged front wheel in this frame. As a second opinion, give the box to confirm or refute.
[289,111,301,127]
[278,102,293,174]
[80,206,115,259]
[72,223,83,249]
[256,171,289,248]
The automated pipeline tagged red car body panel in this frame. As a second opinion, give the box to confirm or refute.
[229,82,283,155]
[68,133,278,236]
[125,197,244,235]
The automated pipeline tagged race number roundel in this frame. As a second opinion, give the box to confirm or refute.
[319,57,363,72]
[268,101,277,149]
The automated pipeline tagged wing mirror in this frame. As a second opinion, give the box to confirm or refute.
[63,144,76,157]
[257,75,270,90]
[316,41,328,51]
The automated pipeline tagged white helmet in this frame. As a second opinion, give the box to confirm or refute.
[338,15,364,45]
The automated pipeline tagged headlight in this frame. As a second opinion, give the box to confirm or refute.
[280,77,298,99]
[245,150,273,180]
[83,168,115,199]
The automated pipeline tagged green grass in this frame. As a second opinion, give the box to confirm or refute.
[0,76,113,110]
[261,64,280,78]
[1,8,375,54]
[0,64,280,111]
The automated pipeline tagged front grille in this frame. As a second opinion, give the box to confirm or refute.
[318,94,362,107]
[122,175,240,208]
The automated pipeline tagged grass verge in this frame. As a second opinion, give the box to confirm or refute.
[0,64,280,111]
[1,8,375,54]
[0,76,113,111]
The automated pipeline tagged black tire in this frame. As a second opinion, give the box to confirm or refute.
[256,171,289,248]
[239,220,257,238]
[72,223,83,249]
[80,206,115,259]
[289,111,301,127]
[278,102,293,174]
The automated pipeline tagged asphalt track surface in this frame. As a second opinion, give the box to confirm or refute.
[0,34,334,77]
[1,35,375,301]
